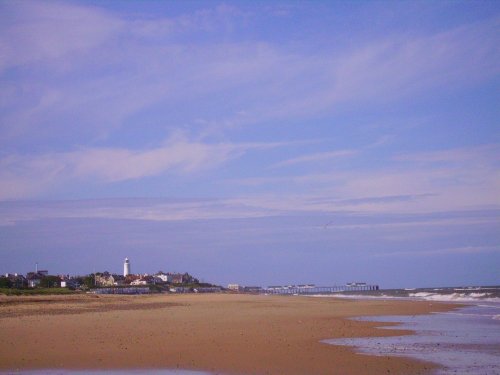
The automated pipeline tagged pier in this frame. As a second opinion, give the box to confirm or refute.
[262,283,379,295]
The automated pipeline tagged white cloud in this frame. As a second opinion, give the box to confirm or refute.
[394,144,500,164]
[0,198,280,226]
[227,144,500,214]
[71,141,233,182]
[1,2,498,147]
[0,2,498,215]
[0,137,285,199]
[270,149,357,169]
[330,18,500,104]
[372,245,500,258]
[0,1,123,70]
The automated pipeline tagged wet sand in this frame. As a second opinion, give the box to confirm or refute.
[0,293,458,374]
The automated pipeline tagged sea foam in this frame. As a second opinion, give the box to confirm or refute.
[408,292,500,303]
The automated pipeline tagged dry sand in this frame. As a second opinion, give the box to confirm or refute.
[0,293,459,374]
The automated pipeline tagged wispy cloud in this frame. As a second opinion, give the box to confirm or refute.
[270,149,357,169]
[0,136,286,199]
[372,245,500,258]
[394,144,500,164]
[0,198,281,226]
[330,17,500,104]
[1,1,499,286]
[0,1,123,70]
[2,196,498,229]
[227,143,500,214]
[0,2,249,71]
[1,2,498,148]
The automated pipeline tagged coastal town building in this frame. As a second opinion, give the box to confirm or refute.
[154,272,196,284]
[154,272,169,283]
[95,272,116,287]
[1,258,381,298]
[168,273,185,284]
[125,274,140,284]
[59,276,81,289]
[2,257,230,294]
[26,272,44,288]
[130,279,148,286]
[4,273,27,288]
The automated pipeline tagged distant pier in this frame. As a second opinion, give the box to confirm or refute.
[262,283,379,295]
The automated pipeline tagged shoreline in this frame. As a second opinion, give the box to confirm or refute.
[0,293,461,374]
[325,302,500,374]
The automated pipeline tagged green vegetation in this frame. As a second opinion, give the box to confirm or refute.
[177,282,217,288]
[0,277,12,288]
[82,275,95,288]
[0,273,220,295]
[40,275,62,288]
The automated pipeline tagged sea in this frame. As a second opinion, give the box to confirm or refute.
[322,285,500,374]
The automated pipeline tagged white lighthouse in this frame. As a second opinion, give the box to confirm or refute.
[123,257,130,276]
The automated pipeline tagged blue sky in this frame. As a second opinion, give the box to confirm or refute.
[0,0,499,288]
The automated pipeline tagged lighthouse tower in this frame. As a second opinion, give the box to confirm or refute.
[123,257,130,277]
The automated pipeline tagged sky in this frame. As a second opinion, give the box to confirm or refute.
[0,0,499,288]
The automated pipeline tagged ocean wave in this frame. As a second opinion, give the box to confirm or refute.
[408,292,500,303]
[476,304,500,309]
[441,312,497,318]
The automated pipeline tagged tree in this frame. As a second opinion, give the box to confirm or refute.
[40,275,61,288]
[0,277,12,288]
[83,274,95,288]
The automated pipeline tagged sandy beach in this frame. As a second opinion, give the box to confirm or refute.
[0,293,458,374]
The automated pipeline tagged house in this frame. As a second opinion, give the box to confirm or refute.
[130,278,148,286]
[154,272,169,283]
[168,273,184,284]
[168,272,196,284]
[227,284,241,291]
[142,275,155,284]
[112,275,126,286]
[60,278,80,289]
[153,275,165,284]
[26,272,42,288]
[95,272,115,287]
[65,275,85,289]
[124,274,140,284]
[5,273,27,288]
